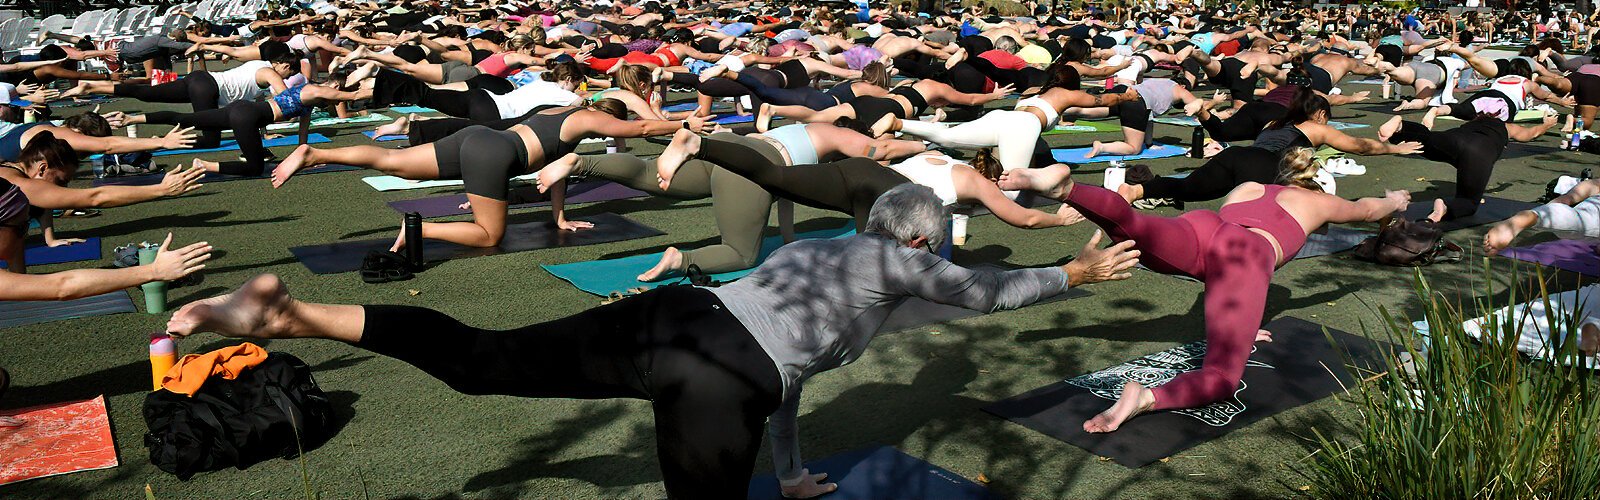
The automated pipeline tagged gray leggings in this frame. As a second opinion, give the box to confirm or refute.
[576,151,778,274]
[1532,196,1600,238]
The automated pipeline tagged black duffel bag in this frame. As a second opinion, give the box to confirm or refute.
[143,352,335,480]
[1353,216,1463,266]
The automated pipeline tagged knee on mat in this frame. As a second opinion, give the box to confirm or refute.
[1444,198,1481,220]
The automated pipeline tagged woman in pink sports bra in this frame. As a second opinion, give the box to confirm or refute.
[998,147,1440,433]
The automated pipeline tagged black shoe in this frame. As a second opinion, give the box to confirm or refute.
[360,250,414,284]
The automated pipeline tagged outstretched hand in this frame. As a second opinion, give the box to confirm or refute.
[1063,230,1140,287]
[780,469,838,499]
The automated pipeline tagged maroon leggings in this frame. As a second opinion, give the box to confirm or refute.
[1064,183,1278,410]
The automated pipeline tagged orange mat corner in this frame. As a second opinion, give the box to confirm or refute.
[0,394,119,486]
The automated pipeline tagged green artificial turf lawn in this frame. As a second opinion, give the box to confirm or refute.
[2,74,1589,499]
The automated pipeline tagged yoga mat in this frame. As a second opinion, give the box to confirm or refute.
[1345,77,1387,85]
[362,130,409,142]
[290,212,664,274]
[265,112,392,130]
[361,172,535,191]
[0,291,137,329]
[387,181,649,218]
[388,105,436,114]
[1401,196,1535,232]
[1040,121,1122,135]
[541,225,856,296]
[0,238,102,268]
[713,113,756,125]
[91,134,333,159]
[1499,239,1600,277]
[0,395,119,486]
[1353,103,1418,114]
[1502,142,1566,160]
[663,102,717,112]
[983,317,1386,467]
[1293,227,1373,259]
[878,272,1091,333]
[1150,115,1368,130]
[746,446,997,500]
[1051,143,1188,164]
[92,164,360,187]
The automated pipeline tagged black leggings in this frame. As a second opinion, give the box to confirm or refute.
[406,106,557,146]
[115,71,223,147]
[1446,91,1519,121]
[735,72,838,110]
[1201,101,1287,141]
[1107,85,1151,131]
[1387,118,1509,219]
[774,59,810,88]
[1212,58,1258,103]
[356,286,782,499]
[431,125,528,200]
[1139,146,1281,201]
[668,71,750,98]
[143,100,274,175]
[699,133,910,229]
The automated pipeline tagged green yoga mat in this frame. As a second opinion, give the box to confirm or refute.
[1041,121,1122,135]
[541,225,856,296]
[265,113,392,130]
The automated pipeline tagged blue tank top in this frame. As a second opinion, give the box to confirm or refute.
[273,85,307,118]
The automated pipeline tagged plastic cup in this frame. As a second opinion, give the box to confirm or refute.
[138,246,167,314]
[951,214,969,246]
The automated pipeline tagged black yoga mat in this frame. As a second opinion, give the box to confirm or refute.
[0,291,138,329]
[1501,142,1566,160]
[91,164,360,187]
[1293,226,1372,259]
[386,180,650,218]
[289,213,664,274]
[746,446,997,500]
[1352,103,1414,114]
[1402,196,1535,232]
[983,317,1387,467]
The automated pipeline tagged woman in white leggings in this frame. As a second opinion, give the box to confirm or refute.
[1485,178,1600,254]
[868,85,1140,171]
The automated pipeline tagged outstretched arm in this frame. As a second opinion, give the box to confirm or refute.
[0,234,210,301]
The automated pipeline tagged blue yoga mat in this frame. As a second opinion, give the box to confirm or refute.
[1051,143,1188,164]
[542,225,855,296]
[0,291,137,329]
[713,113,756,125]
[662,102,701,112]
[746,446,996,500]
[94,134,333,159]
[0,238,101,269]
[389,105,436,114]
[363,130,408,142]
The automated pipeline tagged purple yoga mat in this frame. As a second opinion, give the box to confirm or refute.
[1500,239,1600,276]
[387,181,649,218]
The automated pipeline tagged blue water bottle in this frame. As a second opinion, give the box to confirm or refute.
[1573,118,1585,151]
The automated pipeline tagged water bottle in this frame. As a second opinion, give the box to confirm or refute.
[1572,118,1585,151]
[149,334,176,391]
[1190,126,1206,158]
[403,212,423,268]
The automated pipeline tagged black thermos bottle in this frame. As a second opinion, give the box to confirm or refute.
[403,212,423,267]
[1190,126,1206,158]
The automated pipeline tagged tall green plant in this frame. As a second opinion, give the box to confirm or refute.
[1300,262,1600,499]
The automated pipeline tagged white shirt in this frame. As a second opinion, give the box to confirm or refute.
[491,80,582,119]
[213,60,272,107]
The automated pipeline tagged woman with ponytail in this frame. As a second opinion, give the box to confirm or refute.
[0,132,204,272]
[996,152,1431,434]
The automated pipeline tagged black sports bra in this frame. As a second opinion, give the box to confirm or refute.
[520,107,585,161]
[1253,125,1313,155]
[890,86,929,116]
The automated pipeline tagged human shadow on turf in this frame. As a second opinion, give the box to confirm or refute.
[85,211,301,238]
[1013,282,1360,345]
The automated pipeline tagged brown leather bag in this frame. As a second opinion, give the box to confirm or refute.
[1353,216,1462,266]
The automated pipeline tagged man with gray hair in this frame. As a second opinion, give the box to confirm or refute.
[163,184,1140,499]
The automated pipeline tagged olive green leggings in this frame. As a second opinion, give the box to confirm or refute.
[576,148,778,274]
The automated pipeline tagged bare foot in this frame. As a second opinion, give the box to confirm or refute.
[166,274,294,339]
[1117,182,1144,203]
[998,163,1071,193]
[271,144,313,188]
[1256,329,1273,343]
[944,47,967,70]
[698,64,728,83]
[347,45,370,62]
[1393,99,1428,112]
[192,158,219,173]
[389,224,407,253]
[755,102,774,133]
[656,128,702,190]
[1083,381,1156,433]
[1377,114,1403,142]
[536,153,581,193]
[59,81,89,98]
[1421,107,1440,129]
[869,113,899,138]
[637,247,684,282]
[1483,221,1520,255]
[1426,198,1447,222]
[373,113,414,137]
[1085,141,1104,159]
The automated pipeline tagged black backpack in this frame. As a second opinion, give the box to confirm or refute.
[142,352,335,480]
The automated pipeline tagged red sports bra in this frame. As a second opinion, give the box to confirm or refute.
[1218,184,1308,261]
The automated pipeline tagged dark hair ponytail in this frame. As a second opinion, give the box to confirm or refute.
[1271,87,1329,129]
[18,131,81,181]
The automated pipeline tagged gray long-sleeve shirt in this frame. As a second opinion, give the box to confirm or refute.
[118,36,194,61]
[709,232,1071,482]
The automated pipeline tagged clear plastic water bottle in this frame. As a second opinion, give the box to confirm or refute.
[1572,118,1585,151]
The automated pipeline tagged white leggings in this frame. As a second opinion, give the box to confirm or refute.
[1531,196,1600,238]
[1462,283,1600,364]
[896,110,1041,171]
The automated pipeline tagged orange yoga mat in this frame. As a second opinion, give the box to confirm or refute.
[0,395,119,486]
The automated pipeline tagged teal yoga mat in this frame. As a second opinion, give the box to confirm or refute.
[1051,143,1188,164]
[542,225,855,296]
[1150,115,1369,130]
[360,172,539,191]
[389,106,436,114]
[93,134,333,159]
[266,112,392,130]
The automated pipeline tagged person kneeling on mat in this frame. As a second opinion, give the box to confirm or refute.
[165,184,1141,499]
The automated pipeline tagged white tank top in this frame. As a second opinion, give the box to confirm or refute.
[887,155,961,206]
[213,60,272,107]
[492,80,582,119]
[1489,75,1530,109]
